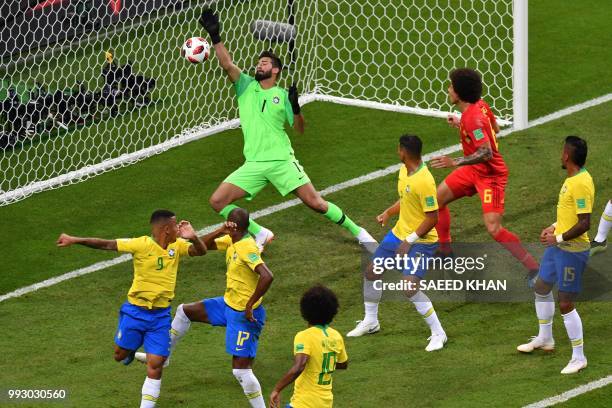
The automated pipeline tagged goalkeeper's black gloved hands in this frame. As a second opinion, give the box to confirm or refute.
[199,8,221,44]
[288,83,301,115]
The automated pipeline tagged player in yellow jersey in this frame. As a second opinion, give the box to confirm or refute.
[56,209,206,407]
[517,136,594,374]
[162,207,274,408]
[270,285,348,408]
[347,135,447,351]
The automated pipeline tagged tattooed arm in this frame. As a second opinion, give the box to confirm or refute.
[430,143,493,169]
[454,143,493,166]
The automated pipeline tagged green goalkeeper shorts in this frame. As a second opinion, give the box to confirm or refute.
[224,159,311,200]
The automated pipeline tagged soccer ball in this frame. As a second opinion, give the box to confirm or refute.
[181,37,210,63]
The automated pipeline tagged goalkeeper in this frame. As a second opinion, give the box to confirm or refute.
[199,8,376,251]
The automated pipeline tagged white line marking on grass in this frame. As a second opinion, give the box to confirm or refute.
[523,375,612,408]
[1,93,611,303]
[528,93,612,128]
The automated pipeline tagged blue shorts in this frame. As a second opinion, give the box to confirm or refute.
[114,302,172,357]
[203,296,266,358]
[538,246,589,293]
[372,231,438,278]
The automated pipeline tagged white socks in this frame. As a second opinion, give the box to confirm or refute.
[232,369,265,408]
[140,377,161,408]
[409,291,444,335]
[562,308,585,361]
[363,275,382,324]
[535,292,555,340]
[595,200,612,243]
[170,304,192,351]
[363,301,379,324]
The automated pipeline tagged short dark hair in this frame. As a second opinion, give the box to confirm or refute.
[150,209,175,224]
[228,207,250,232]
[259,50,283,72]
[450,68,482,103]
[300,285,339,326]
[564,136,588,167]
[399,134,422,158]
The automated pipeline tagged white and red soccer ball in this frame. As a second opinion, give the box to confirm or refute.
[181,37,210,63]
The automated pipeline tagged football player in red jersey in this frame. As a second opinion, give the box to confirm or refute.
[430,68,539,282]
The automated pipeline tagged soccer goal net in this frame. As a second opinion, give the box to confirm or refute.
[0,0,523,205]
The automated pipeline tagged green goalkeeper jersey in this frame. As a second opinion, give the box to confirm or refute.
[234,73,295,161]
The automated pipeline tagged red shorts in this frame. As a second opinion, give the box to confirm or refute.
[444,166,507,214]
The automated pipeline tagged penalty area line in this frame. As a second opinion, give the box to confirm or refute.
[1,93,611,303]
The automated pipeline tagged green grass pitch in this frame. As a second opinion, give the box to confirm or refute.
[1,1,612,407]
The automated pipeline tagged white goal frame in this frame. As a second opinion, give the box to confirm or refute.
[0,0,527,205]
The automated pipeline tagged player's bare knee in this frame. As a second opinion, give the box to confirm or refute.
[146,364,163,380]
[365,264,379,281]
[437,183,454,207]
[485,221,501,237]
[534,280,552,296]
[113,349,127,362]
[559,300,575,314]
[209,194,226,212]
[181,302,199,320]
[232,356,253,369]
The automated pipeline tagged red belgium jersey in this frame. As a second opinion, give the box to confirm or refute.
[459,100,508,176]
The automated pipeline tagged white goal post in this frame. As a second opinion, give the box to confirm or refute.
[0,0,527,205]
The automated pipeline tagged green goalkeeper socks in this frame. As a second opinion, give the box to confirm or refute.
[324,201,361,237]
[219,204,263,235]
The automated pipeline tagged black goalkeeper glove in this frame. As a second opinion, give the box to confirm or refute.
[288,83,301,115]
[199,8,222,45]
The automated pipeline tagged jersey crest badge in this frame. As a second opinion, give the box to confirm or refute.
[273,96,280,104]
[168,249,175,257]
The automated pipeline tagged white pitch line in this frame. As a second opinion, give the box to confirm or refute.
[523,375,612,408]
[528,93,612,128]
[1,93,611,304]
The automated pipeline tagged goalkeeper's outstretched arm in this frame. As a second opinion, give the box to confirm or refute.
[212,43,241,83]
[199,8,241,82]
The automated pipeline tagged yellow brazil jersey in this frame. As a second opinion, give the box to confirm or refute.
[116,236,192,309]
[392,163,439,243]
[555,168,595,252]
[290,325,348,408]
[214,235,264,311]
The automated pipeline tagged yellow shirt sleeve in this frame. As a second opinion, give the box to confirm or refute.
[177,238,192,256]
[337,335,348,363]
[214,235,232,251]
[235,240,264,271]
[419,178,439,213]
[116,237,146,254]
[294,331,311,355]
[571,182,593,215]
